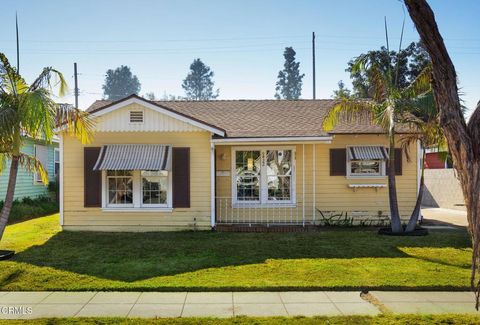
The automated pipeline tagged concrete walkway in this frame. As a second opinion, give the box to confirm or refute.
[371,291,478,314]
[0,291,477,319]
[422,208,468,228]
[0,291,377,319]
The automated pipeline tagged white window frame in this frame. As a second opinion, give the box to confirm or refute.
[346,145,387,179]
[104,170,135,208]
[231,146,296,206]
[33,144,49,185]
[140,170,170,208]
[54,148,60,178]
[102,170,172,211]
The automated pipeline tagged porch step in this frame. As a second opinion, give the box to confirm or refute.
[215,224,319,232]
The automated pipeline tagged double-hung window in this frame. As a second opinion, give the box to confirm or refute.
[347,146,387,178]
[34,144,49,184]
[54,148,60,178]
[141,171,168,206]
[96,144,172,210]
[105,170,171,209]
[107,170,134,206]
[233,147,295,205]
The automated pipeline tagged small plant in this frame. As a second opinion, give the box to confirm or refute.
[317,208,390,227]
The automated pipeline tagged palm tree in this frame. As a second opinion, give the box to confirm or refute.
[399,90,446,232]
[322,56,433,233]
[0,53,94,241]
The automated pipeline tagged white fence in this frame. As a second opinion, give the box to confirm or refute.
[215,197,307,225]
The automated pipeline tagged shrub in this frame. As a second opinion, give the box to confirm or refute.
[0,196,59,224]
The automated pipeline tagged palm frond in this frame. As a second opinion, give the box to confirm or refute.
[0,53,20,96]
[29,67,68,97]
[399,132,421,163]
[0,154,5,175]
[368,64,389,102]
[19,89,57,141]
[17,153,48,185]
[403,64,432,98]
[56,104,95,144]
[322,99,375,131]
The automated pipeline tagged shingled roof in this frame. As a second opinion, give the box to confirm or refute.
[86,96,410,137]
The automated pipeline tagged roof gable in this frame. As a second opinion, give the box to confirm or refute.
[89,95,225,136]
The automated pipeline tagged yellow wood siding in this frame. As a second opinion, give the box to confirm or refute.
[63,131,211,231]
[215,134,417,223]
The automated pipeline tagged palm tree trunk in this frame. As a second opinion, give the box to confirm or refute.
[405,148,426,232]
[388,134,403,233]
[0,155,19,241]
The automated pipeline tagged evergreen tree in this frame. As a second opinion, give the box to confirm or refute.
[275,47,305,99]
[102,65,141,100]
[332,80,352,99]
[347,42,430,98]
[182,59,219,100]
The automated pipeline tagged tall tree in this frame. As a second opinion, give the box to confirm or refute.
[347,42,430,98]
[182,59,219,100]
[275,47,305,99]
[332,80,352,99]
[323,54,434,234]
[405,0,480,308]
[399,86,446,232]
[0,53,93,241]
[102,65,141,100]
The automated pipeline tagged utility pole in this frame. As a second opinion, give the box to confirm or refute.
[74,63,79,108]
[16,12,19,73]
[312,31,316,99]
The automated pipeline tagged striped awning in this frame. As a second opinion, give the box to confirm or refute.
[348,146,388,160]
[93,144,172,171]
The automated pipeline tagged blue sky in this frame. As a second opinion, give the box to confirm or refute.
[1,0,479,115]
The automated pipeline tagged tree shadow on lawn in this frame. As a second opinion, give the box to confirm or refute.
[11,229,471,282]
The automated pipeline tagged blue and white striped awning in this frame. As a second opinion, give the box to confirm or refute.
[93,144,172,171]
[348,146,388,160]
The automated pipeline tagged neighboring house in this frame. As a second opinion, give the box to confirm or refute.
[425,148,452,169]
[59,95,420,231]
[0,138,59,201]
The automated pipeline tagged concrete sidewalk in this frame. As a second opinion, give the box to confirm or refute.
[0,291,477,319]
[0,291,376,319]
[371,291,478,314]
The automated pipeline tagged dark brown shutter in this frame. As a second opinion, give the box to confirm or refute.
[84,147,102,207]
[330,148,347,176]
[387,148,403,176]
[172,147,190,208]
[394,148,403,175]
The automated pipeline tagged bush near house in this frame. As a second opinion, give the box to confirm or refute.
[0,196,58,224]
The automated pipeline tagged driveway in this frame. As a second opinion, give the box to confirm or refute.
[421,208,468,228]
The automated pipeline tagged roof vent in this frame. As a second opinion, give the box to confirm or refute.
[129,110,144,123]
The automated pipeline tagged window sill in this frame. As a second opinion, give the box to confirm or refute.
[346,175,387,180]
[232,203,296,208]
[102,207,173,213]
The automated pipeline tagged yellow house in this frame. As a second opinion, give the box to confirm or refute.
[60,95,420,231]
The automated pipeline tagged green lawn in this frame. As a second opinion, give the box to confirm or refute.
[0,214,472,291]
[2,315,480,325]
